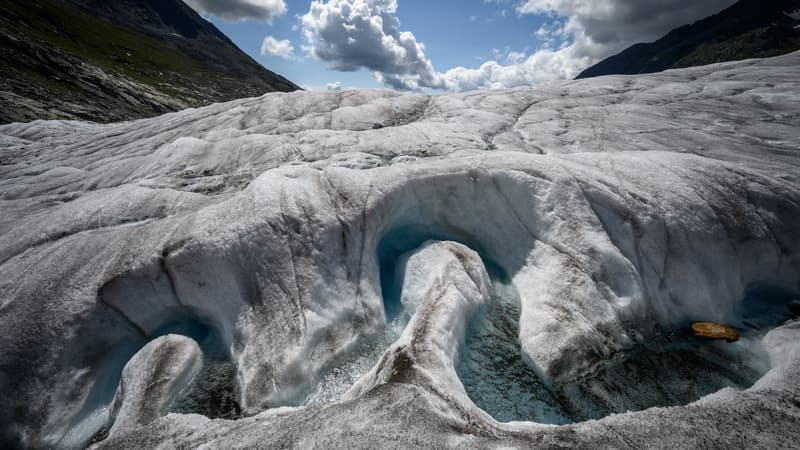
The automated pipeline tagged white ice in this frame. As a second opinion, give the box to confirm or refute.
[0,52,799,448]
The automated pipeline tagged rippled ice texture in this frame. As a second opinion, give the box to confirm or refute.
[2,52,800,449]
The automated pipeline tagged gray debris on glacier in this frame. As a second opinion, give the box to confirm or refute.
[1,52,800,449]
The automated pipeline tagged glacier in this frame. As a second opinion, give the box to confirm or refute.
[1,52,800,449]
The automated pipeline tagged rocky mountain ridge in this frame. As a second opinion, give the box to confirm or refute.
[578,0,800,78]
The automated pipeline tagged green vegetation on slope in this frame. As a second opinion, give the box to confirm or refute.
[8,0,201,85]
[0,0,299,123]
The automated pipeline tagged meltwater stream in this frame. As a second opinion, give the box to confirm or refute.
[300,315,409,406]
[456,276,575,424]
[268,225,795,425]
[456,280,794,424]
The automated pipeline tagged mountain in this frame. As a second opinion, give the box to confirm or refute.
[2,51,800,448]
[577,0,800,79]
[0,0,300,124]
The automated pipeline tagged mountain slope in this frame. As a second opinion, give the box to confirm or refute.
[577,0,800,79]
[0,0,299,124]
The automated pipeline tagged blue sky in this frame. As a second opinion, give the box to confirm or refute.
[207,0,554,90]
[187,0,736,91]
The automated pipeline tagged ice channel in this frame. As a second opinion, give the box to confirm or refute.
[293,225,799,425]
[75,313,240,448]
[456,281,795,424]
[293,224,478,406]
[83,233,800,441]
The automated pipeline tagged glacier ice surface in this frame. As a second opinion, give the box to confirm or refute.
[1,52,800,448]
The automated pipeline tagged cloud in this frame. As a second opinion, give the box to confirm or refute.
[260,36,295,58]
[298,0,587,91]
[505,51,526,65]
[535,20,565,42]
[301,0,446,90]
[183,0,287,22]
[436,0,739,91]
[438,46,589,91]
[518,0,737,59]
[327,81,343,91]
[301,0,739,92]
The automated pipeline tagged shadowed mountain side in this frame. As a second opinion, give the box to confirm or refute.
[577,0,800,79]
[0,0,299,124]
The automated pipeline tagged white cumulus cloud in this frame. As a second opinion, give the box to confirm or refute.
[438,0,739,90]
[300,0,740,92]
[518,0,736,60]
[301,0,446,90]
[184,0,287,23]
[260,36,295,58]
[438,46,589,91]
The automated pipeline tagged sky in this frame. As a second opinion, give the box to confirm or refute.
[183,0,737,91]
